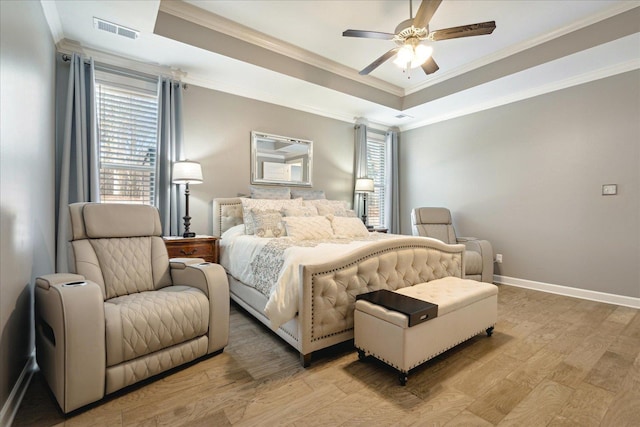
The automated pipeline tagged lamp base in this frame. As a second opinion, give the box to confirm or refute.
[183,231,196,238]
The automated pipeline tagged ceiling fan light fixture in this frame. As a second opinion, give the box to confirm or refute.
[414,44,433,63]
[392,43,433,69]
[393,45,414,66]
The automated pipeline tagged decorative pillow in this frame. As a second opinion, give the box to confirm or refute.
[281,216,334,240]
[282,205,318,217]
[240,198,303,234]
[251,209,285,238]
[221,223,246,240]
[330,215,370,238]
[312,199,353,216]
[290,189,326,200]
[250,186,291,200]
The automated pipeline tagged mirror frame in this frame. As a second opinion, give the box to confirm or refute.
[251,131,313,187]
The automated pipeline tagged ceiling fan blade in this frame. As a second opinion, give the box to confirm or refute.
[413,0,443,28]
[421,56,439,75]
[429,21,496,41]
[342,29,395,40]
[359,47,401,75]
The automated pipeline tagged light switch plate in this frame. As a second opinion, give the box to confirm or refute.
[602,184,617,195]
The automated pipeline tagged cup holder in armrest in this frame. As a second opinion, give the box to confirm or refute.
[62,281,87,287]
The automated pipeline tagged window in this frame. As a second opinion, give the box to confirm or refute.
[366,131,388,228]
[95,70,159,204]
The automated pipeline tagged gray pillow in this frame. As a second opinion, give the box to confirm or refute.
[290,189,326,200]
[250,186,291,199]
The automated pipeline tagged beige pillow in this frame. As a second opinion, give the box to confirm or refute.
[312,200,353,216]
[330,215,370,238]
[241,198,302,234]
[251,209,285,238]
[282,205,318,217]
[282,216,334,240]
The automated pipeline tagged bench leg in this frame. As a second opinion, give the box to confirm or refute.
[300,352,312,368]
[357,349,367,361]
[486,326,494,337]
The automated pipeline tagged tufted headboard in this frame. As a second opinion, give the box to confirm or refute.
[212,198,244,237]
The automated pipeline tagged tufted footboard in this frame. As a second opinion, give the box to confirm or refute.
[212,198,465,366]
[296,237,464,365]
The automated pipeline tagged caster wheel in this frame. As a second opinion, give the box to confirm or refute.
[399,373,408,386]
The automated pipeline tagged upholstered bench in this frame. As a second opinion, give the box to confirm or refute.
[354,277,498,385]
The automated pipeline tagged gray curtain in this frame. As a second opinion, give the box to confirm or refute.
[156,78,184,236]
[55,53,100,272]
[385,129,400,233]
[353,123,368,218]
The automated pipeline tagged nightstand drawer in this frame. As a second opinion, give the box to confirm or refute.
[163,236,219,263]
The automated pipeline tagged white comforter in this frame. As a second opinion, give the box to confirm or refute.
[220,225,400,329]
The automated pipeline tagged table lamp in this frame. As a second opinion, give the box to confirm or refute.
[355,177,374,227]
[172,160,203,237]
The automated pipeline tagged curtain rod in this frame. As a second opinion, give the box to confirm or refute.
[60,53,188,89]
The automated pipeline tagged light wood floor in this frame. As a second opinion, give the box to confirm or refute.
[13,285,640,426]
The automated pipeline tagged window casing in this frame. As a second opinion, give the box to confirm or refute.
[366,131,388,228]
[95,70,159,204]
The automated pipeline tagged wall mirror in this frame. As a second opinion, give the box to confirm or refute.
[251,131,313,187]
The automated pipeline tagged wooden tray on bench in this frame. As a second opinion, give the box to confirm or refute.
[356,289,438,327]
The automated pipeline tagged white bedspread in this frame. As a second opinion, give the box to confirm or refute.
[220,225,401,329]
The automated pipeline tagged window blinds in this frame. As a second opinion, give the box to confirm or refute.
[95,73,159,205]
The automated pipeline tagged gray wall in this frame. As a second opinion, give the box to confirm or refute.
[182,86,355,235]
[400,71,640,298]
[0,0,56,416]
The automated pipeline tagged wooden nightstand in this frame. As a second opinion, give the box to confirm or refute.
[370,228,388,233]
[163,235,219,263]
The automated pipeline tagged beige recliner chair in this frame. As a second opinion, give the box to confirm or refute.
[35,203,229,413]
[411,207,494,283]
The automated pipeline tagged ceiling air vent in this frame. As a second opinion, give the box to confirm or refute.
[93,17,139,40]
[395,113,413,119]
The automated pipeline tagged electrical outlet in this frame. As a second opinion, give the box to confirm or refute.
[496,254,503,263]
[602,184,617,195]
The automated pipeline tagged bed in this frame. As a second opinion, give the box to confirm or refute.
[212,197,466,366]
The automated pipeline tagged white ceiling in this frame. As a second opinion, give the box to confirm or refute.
[43,0,640,130]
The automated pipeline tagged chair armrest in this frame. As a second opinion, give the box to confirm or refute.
[36,273,85,290]
[35,274,105,413]
[169,257,206,269]
[456,236,477,243]
[170,263,229,353]
[458,238,494,283]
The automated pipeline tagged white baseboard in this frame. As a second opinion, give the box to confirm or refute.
[494,275,640,309]
[0,353,36,427]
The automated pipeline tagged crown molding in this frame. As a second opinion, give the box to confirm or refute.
[183,72,394,130]
[400,59,639,132]
[40,0,64,44]
[159,0,404,97]
[405,2,640,95]
[183,72,356,124]
[56,39,187,80]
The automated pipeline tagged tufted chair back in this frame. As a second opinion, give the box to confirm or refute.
[411,206,494,283]
[68,203,172,299]
[410,207,457,244]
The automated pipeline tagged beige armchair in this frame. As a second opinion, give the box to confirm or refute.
[35,203,229,413]
[411,207,494,283]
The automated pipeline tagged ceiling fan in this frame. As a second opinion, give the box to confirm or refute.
[343,0,496,76]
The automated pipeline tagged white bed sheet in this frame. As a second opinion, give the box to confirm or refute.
[220,225,400,329]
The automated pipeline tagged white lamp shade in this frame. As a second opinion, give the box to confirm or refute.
[355,178,374,193]
[172,160,203,184]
